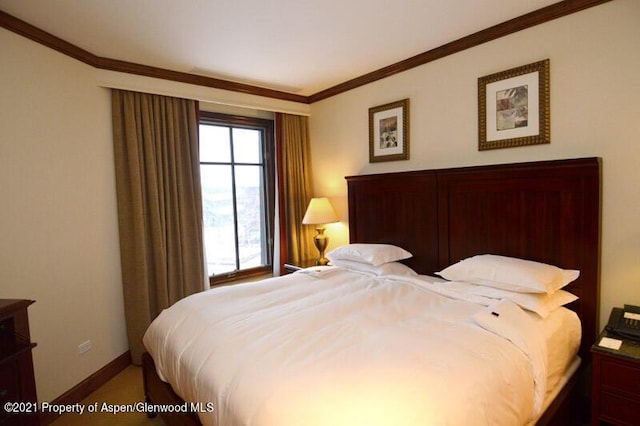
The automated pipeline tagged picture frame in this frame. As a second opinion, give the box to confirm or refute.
[478,59,550,151]
[369,98,409,162]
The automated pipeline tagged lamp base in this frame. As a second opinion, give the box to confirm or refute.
[313,227,330,266]
[315,257,330,266]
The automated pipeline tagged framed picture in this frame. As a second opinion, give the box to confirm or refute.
[478,59,550,151]
[369,99,409,162]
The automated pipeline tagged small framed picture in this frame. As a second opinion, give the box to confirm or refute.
[369,98,410,162]
[478,59,550,151]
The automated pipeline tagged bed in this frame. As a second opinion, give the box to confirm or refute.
[142,157,601,426]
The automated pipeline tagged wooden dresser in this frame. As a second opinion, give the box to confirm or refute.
[0,299,38,426]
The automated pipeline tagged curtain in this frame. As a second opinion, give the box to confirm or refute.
[276,113,316,269]
[111,89,205,364]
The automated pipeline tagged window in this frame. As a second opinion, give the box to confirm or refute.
[199,112,275,284]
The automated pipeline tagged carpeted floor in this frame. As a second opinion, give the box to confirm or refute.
[51,365,165,425]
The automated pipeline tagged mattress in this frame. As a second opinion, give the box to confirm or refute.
[143,267,581,426]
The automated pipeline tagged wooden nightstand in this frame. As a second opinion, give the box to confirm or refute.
[283,259,319,274]
[591,331,640,425]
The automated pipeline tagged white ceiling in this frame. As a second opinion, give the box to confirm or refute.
[0,0,560,96]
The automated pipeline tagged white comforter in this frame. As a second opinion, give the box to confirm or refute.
[143,268,563,426]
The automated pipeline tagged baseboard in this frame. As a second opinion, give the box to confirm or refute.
[39,350,131,425]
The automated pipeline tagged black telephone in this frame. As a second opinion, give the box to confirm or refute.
[606,304,640,340]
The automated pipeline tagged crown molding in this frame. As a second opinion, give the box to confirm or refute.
[308,0,613,102]
[0,9,308,104]
[1,0,612,105]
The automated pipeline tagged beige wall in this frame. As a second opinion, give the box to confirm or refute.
[0,29,127,401]
[1,0,638,403]
[309,0,640,330]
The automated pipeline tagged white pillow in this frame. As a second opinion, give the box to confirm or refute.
[326,243,412,266]
[436,254,579,294]
[329,259,417,276]
[435,281,578,318]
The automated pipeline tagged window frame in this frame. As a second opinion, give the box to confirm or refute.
[199,111,275,285]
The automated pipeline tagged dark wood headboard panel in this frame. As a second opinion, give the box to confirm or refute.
[346,171,439,274]
[346,157,601,357]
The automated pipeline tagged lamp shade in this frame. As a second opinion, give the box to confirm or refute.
[302,197,338,225]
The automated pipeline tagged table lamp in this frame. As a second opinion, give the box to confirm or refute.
[302,197,338,265]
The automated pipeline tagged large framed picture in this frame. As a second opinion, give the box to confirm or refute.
[478,59,550,151]
[369,99,409,162]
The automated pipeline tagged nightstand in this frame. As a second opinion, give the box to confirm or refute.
[591,330,640,425]
[283,259,319,274]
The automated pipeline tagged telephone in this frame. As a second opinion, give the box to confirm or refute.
[606,304,640,340]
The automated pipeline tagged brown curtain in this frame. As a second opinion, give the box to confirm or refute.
[276,113,316,269]
[111,89,205,364]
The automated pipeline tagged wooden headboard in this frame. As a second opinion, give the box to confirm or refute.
[346,157,601,357]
